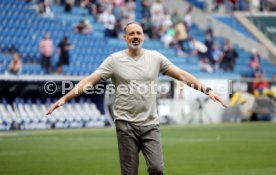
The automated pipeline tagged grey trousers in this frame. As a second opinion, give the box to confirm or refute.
[115,120,164,175]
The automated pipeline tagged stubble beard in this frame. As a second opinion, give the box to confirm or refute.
[128,40,144,50]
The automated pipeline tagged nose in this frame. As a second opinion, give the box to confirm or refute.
[134,35,141,40]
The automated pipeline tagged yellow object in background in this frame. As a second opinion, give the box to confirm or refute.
[230,92,247,106]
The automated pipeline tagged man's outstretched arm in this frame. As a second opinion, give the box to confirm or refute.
[165,66,228,108]
[46,73,102,115]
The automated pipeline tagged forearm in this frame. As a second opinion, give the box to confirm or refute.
[179,71,209,93]
[166,65,209,94]
[61,73,100,102]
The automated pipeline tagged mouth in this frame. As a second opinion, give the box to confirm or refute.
[132,39,140,46]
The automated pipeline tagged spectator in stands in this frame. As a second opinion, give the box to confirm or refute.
[225,0,238,12]
[158,9,172,45]
[74,19,93,35]
[121,0,136,30]
[150,0,164,17]
[189,37,213,73]
[204,32,214,63]
[211,43,223,71]
[64,0,75,13]
[97,0,111,15]
[267,0,276,11]
[80,0,93,14]
[57,36,74,74]
[188,38,204,55]
[183,5,193,34]
[150,0,164,39]
[99,7,117,38]
[248,48,261,77]
[140,17,152,39]
[8,52,22,75]
[162,8,173,30]
[199,57,213,73]
[3,44,18,54]
[250,0,260,11]
[39,32,54,73]
[252,63,264,78]
[208,0,275,12]
[38,1,55,18]
[82,0,108,16]
[141,0,151,20]
[205,17,214,38]
[171,9,182,26]
[259,0,268,11]
[47,22,227,175]
[125,0,136,18]
[252,70,269,96]
[161,26,175,48]
[238,0,249,11]
[219,39,238,72]
[174,20,189,55]
[112,0,124,21]
[213,0,224,12]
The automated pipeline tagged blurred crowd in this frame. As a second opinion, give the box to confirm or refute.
[47,0,270,77]
[204,0,276,13]
[12,0,274,77]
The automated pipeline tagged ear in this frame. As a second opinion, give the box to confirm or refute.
[124,34,127,42]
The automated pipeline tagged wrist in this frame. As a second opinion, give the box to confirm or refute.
[205,87,212,95]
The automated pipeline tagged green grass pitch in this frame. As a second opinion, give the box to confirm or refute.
[0,123,276,175]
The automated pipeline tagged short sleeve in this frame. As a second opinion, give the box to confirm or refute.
[94,56,114,80]
[155,51,173,74]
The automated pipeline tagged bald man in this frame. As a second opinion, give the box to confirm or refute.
[47,22,227,175]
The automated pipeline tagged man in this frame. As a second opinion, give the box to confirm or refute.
[46,22,227,175]
[8,52,22,75]
[57,36,74,74]
[39,32,53,73]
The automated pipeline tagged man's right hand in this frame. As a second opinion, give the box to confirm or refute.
[45,73,101,116]
[46,98,66,115]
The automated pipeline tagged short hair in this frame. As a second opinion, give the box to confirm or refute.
[123,22,143,34]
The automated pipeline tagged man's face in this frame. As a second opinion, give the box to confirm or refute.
[124,24,144,50]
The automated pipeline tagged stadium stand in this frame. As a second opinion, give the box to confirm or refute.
[1,0,275,78]
[0,0,238,78]
[0,0,275,130]
[214,16,258,42]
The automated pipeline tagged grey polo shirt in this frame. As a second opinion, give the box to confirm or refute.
[94,49,173,126]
